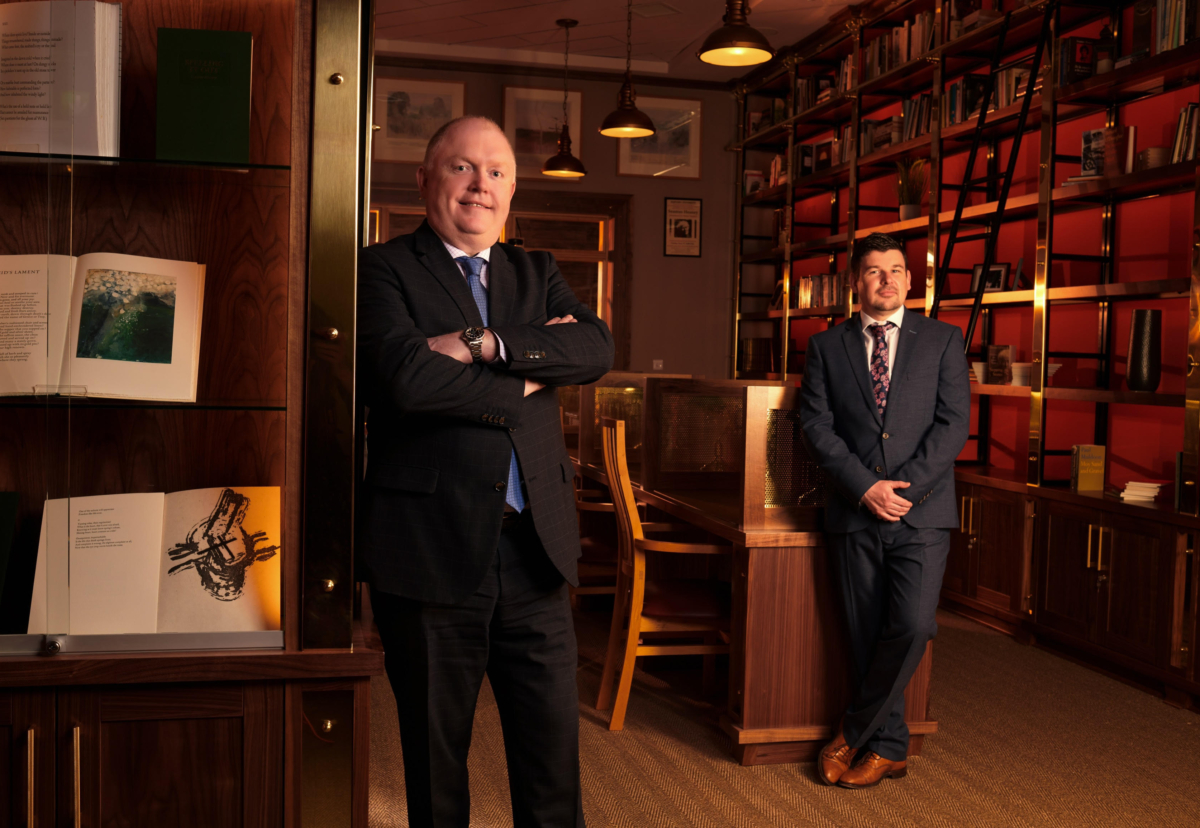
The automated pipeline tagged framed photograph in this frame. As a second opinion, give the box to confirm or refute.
[970,262,1011,293]
[373,78,464,163]
[664,198,701,257]
[503,86,583,179]
[618,97,702,179]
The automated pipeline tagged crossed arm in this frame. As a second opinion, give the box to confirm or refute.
[357,247,614,427]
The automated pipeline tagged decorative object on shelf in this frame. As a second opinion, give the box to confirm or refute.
[1136,146,1171,171]
[895,158,927,221]
[504,85,583,179]
[600,0,655,138]
[542,20,587,179]
[740,338,774,373]
[0,1,121,157]
[743,169,765,194]
[1132,0,1154,54]
[970,262,1011,293]
[1070,444,1106,491]
[1126,308,1162,392]
[617,96,701,178]
[373,78,464,163]
[1010,362,1032,386]
[697,0,774,66]
[664,198,702,257]
[1095,26,1115,74]
[157,28,252,164]
[971,361,988,384]
[986,345,1013,385]
[0,252,205,401]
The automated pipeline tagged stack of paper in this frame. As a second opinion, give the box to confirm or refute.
[1120,481,1165,502]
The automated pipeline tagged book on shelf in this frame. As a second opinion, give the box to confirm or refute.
[1119,479,1171,502]
[796,75,834,113]
[1059,37,1097,86]
[1171,103,1200,163]
[0,0,122,157]
[861,10,936,83]
[1071,444,1106,491]
[986,345,1012,385]
[962,8,1003,32]
[1080,128,1105,177]
[744,170,765,195]
[796,144,814,177]
[902,94,932,142]
[156,28,253,165]
[813,139,834,171]
[27,487,281,635]
[768,154,788,187]
[794,270,848,310]
[1115,48,1150,70]
[747,110,764,134]
[941,75,990,127]
[1155,0,1200,54]
[0,253,205,402]
[860,117,901,156]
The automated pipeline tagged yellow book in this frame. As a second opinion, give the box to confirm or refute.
[1071,444,1106,491]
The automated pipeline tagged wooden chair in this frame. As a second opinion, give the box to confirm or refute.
[570,479,619,603]
[595,417,733,731]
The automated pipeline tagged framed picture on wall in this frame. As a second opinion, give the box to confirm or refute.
[503,86,583,179]
[618,97,702,179]
[970,262,1012,293]
[664,198,701,257]
[373,78,465,163]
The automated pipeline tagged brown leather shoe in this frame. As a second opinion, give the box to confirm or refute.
[837,751,907,788]
[817,732,856,786]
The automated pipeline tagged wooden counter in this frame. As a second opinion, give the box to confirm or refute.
[574,459,936,765]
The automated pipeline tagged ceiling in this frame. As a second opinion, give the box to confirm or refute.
[374,0,855,83]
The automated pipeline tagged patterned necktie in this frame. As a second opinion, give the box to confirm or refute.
[869,322,896,417]
[456,256,527,513]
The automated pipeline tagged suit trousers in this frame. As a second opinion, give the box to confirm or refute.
[371,512,585,828]
[828,520,949,761]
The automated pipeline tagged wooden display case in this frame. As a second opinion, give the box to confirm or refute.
[0,0,382,823]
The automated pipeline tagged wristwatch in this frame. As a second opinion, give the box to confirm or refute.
[462,327,487,362]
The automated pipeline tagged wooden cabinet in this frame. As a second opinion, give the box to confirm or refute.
[941,484,1030,625]
[0,690,54,828]
[1035,501,1179,670]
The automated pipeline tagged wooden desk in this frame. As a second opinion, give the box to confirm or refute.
[574,460,936,765]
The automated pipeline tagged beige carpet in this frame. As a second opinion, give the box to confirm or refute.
[370,608,1200,827]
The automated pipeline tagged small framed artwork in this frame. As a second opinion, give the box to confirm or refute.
[373,78,465,163]
[664,198,701,257]
[503,86,583,179]
[618,97,702,179]
[970,262,1011,293]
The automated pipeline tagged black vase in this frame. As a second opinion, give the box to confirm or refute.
[1126,309,1162,392]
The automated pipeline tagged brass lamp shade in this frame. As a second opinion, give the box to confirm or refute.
[542,124,587,178]
[599,79,656,138]
[698,0,774,66]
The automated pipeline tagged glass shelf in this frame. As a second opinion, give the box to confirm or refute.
[0,150,290,174]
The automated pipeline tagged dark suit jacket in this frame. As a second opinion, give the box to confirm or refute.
[356,221,614,603]
[799,311,971,533]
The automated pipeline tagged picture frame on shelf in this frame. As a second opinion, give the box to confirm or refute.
[664,198,702,257]
[503,86,583,179]
[618,97,702,179]
[373,78,465,163]
[970,262,1011,293]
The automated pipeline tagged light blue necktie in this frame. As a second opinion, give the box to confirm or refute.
[456,256,527,513]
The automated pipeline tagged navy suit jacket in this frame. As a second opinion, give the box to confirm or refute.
[356,221,614,603]
[799,311,971,532]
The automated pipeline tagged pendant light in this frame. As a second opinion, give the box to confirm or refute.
[599,0,655,139]
[698,0,775,67]
[543,19,588,178]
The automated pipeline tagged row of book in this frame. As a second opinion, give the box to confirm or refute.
[794,271,849,310]
[746,97,787,136]
[861,10,938,82]
[1157,0,1200,55]
[1072,443,1180,507]
[859,116,902,157]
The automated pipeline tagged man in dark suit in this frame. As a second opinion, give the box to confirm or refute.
[357,115,613,827]
[799,233,970,788]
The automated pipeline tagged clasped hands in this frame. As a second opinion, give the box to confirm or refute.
[426,315,578,397]
[861,479,912,522]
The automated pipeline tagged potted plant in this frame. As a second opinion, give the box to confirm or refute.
[896,158,927,221]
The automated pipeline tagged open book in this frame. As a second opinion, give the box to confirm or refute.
[0,0,122,157]
[0,253,204,401]
[28,487,280,635]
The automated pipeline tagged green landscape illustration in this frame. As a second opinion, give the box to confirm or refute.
[76,269,176,364]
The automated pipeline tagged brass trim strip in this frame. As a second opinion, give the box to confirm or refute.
[73,726,81,828]
[26,728,34,828]
[1086,524,1094,569]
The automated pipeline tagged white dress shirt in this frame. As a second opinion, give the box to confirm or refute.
[443,240,507,362]
[859,305,905,380]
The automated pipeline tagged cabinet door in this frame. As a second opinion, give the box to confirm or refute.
[0,691,54,828]
[59,682,282,828]
[942,484,974,599]
[1036,500,1096,640]
[1096,514,1177,668]
[975,487,1027,613]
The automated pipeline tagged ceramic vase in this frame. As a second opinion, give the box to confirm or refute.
[1126,308,1162,392]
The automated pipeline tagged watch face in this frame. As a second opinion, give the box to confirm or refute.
[464,327,485,341]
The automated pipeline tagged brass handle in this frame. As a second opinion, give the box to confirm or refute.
[960,496,967,533]
[329,72,344,85]
[73,726,81,828]
[970,497,978,535]
[1097,527,1107,572]
[27,728,34,828]
[314,327,339,341]
[1086,524,1094,569]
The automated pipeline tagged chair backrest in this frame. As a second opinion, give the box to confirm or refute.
[601,418,644,572]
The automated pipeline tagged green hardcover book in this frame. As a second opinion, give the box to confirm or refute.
[156,28,253,164]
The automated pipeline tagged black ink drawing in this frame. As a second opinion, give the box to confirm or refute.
[167,489,279,601]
